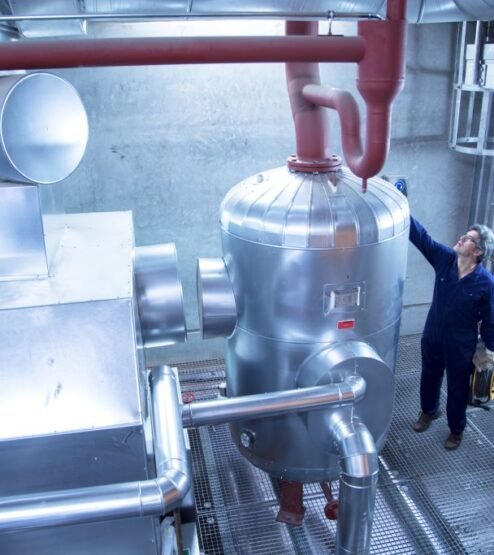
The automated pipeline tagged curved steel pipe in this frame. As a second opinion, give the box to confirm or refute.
[0,35,365,71]
[150,366,191,506]
[181,375,366,428]
[0,366,190,532]
[331,413,379,555]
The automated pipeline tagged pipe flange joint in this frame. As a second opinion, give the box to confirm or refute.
[287,154,341,173]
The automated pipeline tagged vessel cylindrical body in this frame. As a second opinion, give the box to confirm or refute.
[220,166,409,482]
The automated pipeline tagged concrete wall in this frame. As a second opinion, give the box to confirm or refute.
[58,20,475,362]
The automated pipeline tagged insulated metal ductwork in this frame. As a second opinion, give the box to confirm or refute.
[0,366,191,532]
[80,0,494,23]
[135,243,187,347]
[197,257,236,339]
[0,72,87,183]
[4,0,494,29]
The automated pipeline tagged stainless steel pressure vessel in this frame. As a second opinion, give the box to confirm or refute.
[219,166,409,482]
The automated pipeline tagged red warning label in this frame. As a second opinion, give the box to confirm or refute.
[337,319,355,330]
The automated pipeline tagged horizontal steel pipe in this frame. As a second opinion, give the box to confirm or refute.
[0,12,384,23]
[0,35,365,71]
[0,366,190,532]
[0,481,166,531]
[181,375,366,428]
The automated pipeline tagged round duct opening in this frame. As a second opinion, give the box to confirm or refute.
[0,72,88,184]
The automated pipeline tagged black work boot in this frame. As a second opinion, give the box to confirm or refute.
[445,432,463,450]
[412,410,441,432]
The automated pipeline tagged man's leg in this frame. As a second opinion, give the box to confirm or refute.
[412,337,444,432]
[420,337,444,415]
[445,361,472,436]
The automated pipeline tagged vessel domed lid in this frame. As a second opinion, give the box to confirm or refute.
[220,166,409,248]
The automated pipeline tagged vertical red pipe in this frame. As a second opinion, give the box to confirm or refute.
[356,2,407,182]
[387,0,407,21]
[285,22,337,172]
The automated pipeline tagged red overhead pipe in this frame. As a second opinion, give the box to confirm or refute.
[288,0,407,188]
[0,35,365,70]
[0,2,405,188]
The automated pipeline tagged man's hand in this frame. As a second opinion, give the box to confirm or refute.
[473,344,494,370]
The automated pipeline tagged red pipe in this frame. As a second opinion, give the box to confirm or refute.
[0,4,405,185]
[0,36,365,70]
[294,0,407,183]
[301,85,384,177]
[285,21,335,171]
[387,0,407,21]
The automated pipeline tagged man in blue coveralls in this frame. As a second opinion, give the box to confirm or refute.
[410,216,494,449]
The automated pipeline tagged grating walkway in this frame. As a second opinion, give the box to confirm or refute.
[175,335,494,555]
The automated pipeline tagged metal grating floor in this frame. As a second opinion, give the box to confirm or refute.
[175,336,494,554]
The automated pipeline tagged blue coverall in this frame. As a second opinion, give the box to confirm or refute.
[410,216,494,434]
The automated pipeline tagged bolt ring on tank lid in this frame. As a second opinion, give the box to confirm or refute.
[287,153,342,172]
[0,72,88,184]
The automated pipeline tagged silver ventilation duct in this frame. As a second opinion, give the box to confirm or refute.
[48,1,494,23]
[4,0,494,39]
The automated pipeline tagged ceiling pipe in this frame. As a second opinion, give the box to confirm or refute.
[288,0,407,187]
[5,1,494,25]
[0,11,384,24]
[0,35,365,70]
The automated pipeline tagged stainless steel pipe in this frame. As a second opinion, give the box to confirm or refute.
[150,366,190,507]
[181,375,366,428]
[331,412,379,555]
[0,366,190,531]
[0,11,383,23]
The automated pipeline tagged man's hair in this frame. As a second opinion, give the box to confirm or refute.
[469,224,494,263]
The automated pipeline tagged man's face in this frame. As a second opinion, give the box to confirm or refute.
[454,230,482,258]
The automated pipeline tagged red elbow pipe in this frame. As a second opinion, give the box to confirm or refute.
[355,14,407,178]
[301,85,388,178]
[296,1,407,180]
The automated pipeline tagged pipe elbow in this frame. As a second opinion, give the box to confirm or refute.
[331,416,379,480]
[345,375,366,402]
[157,468,191,513]
[302,84,389,179]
